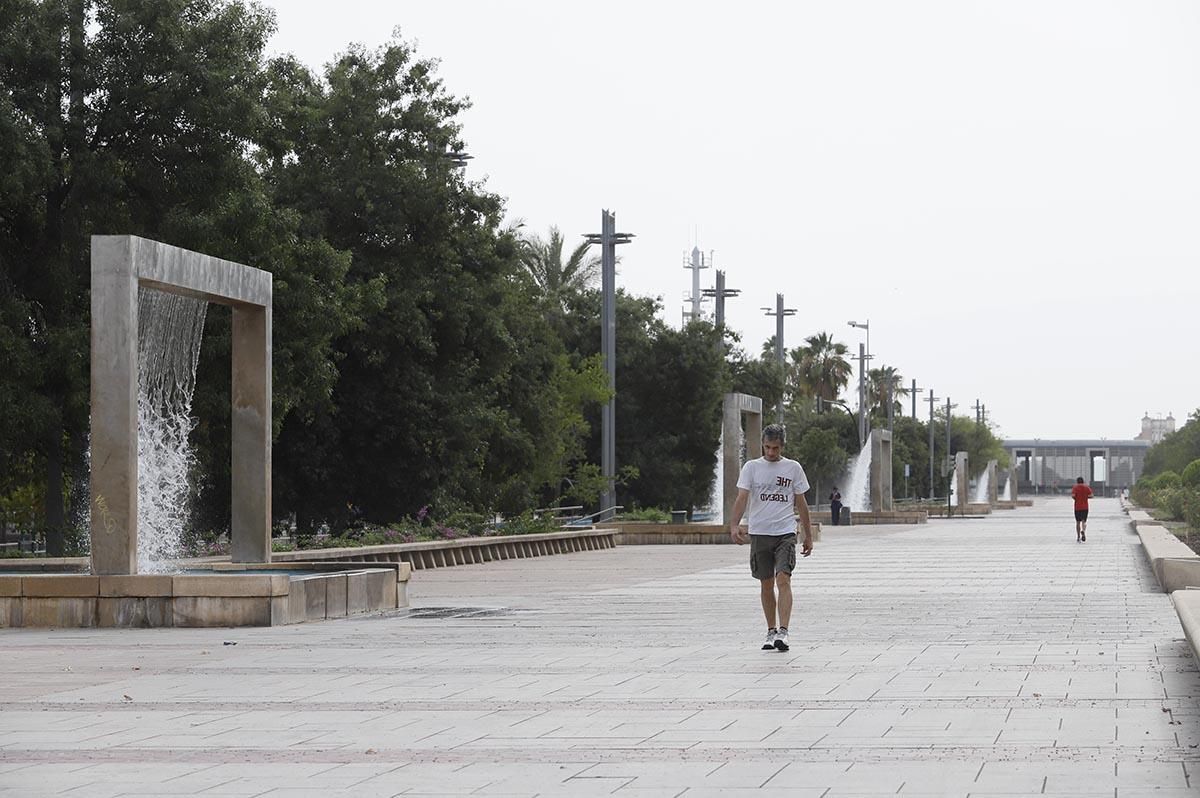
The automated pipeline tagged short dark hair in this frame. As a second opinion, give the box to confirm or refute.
[1076,477,1085,484]
[762,424,785,446]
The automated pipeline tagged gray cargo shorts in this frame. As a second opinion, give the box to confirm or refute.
[750,533,797,579]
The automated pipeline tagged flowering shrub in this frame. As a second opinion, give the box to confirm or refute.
[182,530,230,557]
[272,508,560,551]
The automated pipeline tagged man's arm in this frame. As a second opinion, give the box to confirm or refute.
[795,492,814,556]
[728,488,750,544]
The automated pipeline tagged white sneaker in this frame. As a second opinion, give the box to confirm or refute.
[761,629,777,650]
[773,628,790,651]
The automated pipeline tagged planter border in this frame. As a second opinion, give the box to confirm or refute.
[271,528,616,570]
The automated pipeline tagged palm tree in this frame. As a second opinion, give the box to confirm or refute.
[518,226,601,311]
[791,332,852,406]
[867,365,908,419]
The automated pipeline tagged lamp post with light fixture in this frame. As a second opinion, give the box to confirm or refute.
[763,295,796,424]
[847,320,870,448]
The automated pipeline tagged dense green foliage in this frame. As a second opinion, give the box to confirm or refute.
[779,366,1008,503]
[1132,476,1200,533]
[792,427,848,506]
[1144,411,1200,478]
[1134,421,1200,533]
[790,332,852,406]
[0,0,314,552]
[560,291,728,514]
[888,416,929,499]
[1,1,1021,549]
[1141,439,1197,538]
[251,39,595,530]
[1,1,735,540]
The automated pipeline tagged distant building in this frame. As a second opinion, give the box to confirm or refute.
[1135,412,1175,444]
[1002,439,1150,496]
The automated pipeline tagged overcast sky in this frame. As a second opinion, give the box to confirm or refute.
[261,1,1198,441]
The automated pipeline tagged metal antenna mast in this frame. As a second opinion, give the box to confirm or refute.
[682,246,710,324]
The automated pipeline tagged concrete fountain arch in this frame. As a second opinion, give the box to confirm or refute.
[90,235,272,575]
[0,237,402,626]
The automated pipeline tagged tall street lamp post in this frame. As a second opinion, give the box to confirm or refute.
[585,210,633,521]
[926,391,939,498]
[763,294,796,424]
[911,378,924,420]
[701,270,740,329]
[847,320,870,448]
[885,370,894,433]
[945,396,956,515]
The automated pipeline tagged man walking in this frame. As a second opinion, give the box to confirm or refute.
[1072,476,1093,542]
[728,424,814,651]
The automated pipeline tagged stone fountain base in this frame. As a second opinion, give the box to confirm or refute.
[0,561,409,628]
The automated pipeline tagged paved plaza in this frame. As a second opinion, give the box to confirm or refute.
[2,497,1199,796]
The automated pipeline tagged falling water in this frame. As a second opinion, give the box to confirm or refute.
[1000,475,1012,501]
[843,438,872,513]
[949,467,959,506]
[74,437,92,557]
[973,469,990,504]
[706,434,723,524]
[136,288,207,573]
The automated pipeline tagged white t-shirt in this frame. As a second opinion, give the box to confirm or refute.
[736,456,810,535]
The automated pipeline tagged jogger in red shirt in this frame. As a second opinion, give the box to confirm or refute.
[1071,477,1093,542]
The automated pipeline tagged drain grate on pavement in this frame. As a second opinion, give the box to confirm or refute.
[402,606,519,619]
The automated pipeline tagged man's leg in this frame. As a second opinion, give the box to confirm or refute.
[759,577,778,628]
[775,571,793,630]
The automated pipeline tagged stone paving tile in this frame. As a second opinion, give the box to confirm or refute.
[3,497,1200,797]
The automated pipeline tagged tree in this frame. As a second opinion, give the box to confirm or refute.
[0,281,50,501]
[728,347,784,414]
[1144,411,1200,478]
[0,0,308,552]
[620,320,729,513]
[889,416,929,499]
[867,365,908,422]
[259,37,593,528]
[793,427,848,509]
[517,226,601,316]
[729,347,784,414]
[561,291,729,514]
[1180,459,1200,488]
[949,416,1009,477]
[791,332,853,407]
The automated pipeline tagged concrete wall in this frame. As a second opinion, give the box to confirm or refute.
[870,429,893,512]
[0,565,406,628]
[721,393,763,524]
[954,452,969,509]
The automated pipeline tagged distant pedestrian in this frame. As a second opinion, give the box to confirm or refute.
[829,486,843,526]
[1072,477,1093,542]
[728,424,814,652]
